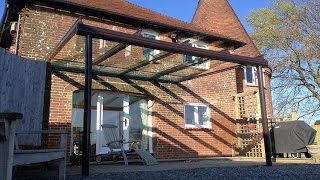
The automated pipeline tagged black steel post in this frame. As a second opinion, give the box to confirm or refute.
[82,34,93,176]
[257,66,272,166]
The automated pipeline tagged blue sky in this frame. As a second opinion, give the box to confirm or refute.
[0,1,4,22]
[126,0,271,32]
[0,0,270,32]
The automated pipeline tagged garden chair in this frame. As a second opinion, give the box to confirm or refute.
[96,124,133,165]
[96,123,158,165]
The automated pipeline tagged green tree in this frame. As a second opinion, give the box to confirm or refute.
[247,0,320,122]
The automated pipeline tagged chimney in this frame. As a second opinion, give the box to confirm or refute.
[290,107,297,121]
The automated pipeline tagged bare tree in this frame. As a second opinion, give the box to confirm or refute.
[247,0,320,123]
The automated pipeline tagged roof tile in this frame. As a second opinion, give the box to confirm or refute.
[192,0,261,57]
[63,0,243,45]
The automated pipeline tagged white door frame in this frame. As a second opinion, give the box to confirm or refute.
[147,99,153,153]
[96,93,130,155]
[95,93,153,155]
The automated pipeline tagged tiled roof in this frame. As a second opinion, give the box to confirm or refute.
[192,0,261,57]
[61,0,244,47]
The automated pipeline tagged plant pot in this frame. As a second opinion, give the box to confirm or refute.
[306,145,320,163]
[306,145,320,155]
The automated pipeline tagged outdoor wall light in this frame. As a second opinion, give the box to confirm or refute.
[169,32,178,42]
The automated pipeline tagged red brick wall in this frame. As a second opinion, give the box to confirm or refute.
[152,66,238,158]
[236,67,273,117]
[16,5,273,160]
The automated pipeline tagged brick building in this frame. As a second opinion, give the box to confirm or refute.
[1,0,273,160]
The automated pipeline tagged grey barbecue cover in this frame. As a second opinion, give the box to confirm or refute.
[271,121,316,153]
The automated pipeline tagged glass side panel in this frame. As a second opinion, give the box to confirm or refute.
[246,66,254,84]
[198,106,208,125]
[184,105,195,125]
[71,91,150,155]
[129,96,149,150]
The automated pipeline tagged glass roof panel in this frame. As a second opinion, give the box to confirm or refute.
[48,27,248,83]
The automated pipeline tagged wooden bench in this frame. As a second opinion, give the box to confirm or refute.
[0,113,67,180]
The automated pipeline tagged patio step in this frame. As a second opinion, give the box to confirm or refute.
[135,149,158,165]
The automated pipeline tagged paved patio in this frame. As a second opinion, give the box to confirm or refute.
[66,157,320,179]
[67,158,265,175]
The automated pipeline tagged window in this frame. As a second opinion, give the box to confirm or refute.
[142,30,159,60]
[245,66,257,85]
[183,42,210,70]
[125,45,131,59]
[99,39,108,49]
[184,103,211,128]
[244,66,265,86]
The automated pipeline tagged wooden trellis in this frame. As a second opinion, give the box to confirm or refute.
[234,91,265,158]
[234,91,261,120]
[312,125,320,145]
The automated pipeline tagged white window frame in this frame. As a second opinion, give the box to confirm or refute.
[183,41,210,70]
[99,39,108,49]
[183,103,211,129]
[244,66,257,86]
[125,45,131,59]
[141,30,160,60]
[244,66,266,87]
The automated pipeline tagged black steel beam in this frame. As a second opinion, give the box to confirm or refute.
[257,66,272,166]
[93,43,128,65]
[77,23,268,67]
[92,31,141,65]
[175,64,243,83]
[82,34,92,176]
[46,18,82,61]
[149,58,210,80]
[51,63,179,83]
[118,40,190,76]
[119,51,173,76]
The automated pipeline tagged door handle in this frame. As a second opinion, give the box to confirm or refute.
[124,118,128,127]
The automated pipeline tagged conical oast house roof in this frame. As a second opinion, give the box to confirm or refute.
[192,0,261,57]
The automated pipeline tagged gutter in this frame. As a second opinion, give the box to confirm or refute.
[0,0,9,44]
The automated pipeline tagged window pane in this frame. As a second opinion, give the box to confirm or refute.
[129,96,149,150]
[142,33,156,60]
[143,34,156,39]
[184,55,193,63]
[184,105,195,125]
[198,106,208,125]
[246,66,254,84]
[143,47,154,60]
[183,42,209,70]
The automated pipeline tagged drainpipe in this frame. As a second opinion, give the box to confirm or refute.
[14,13,21,55]
[0,0,9,45]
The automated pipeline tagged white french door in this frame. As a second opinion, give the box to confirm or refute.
[96,93,130,155]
